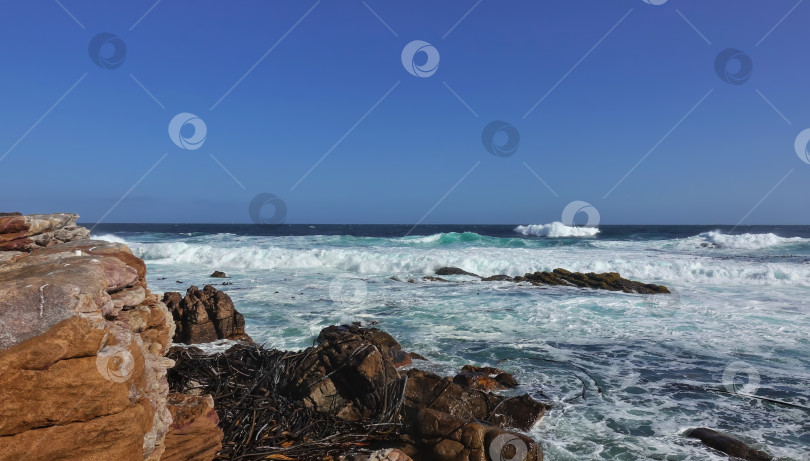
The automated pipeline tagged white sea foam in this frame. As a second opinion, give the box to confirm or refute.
[129,239,810,287]
[514,222,600,237]
[691,231,808,250]
[92,233,129,244]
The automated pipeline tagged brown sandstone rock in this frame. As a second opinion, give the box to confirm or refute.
[0,238,175,460]
[162,285,251,344]
[353,448,413,461]
[160,393,223,461]
[0,212,89,251]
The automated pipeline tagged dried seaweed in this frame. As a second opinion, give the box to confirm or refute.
[167,345,407,460]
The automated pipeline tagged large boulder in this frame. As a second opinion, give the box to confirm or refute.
[684,428,772,461]
[288,325,547,460]
[0,238,176,460]
[163,285,251,344]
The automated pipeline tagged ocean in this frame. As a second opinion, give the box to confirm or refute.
[89,223,810,460]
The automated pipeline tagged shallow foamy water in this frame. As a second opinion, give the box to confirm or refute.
[93,224,810,460]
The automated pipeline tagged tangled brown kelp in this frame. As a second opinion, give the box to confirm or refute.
[167,344,406,460]
[167,325,547,460]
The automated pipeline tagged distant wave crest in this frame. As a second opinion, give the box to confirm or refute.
[693,231,808,250]
[514,222,600,237]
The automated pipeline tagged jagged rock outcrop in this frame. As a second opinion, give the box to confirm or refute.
[162,285,251,344]
[168,324,547,460]
[684,428,772,461]
[0,212,89,252]
[453,365,519,391]
[0,237,175,460]
[433,266,670,294]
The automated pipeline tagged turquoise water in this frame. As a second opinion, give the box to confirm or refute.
[91,224,810,460]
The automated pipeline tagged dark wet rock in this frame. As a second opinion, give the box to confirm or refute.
[435,266,480,278]
[403,368,546,432]
[453,365,519,391]
[162,285,252,344]
[169,324,545,459]
[429,265,668,294]
[481,274,513,281]
[422,276,450,282]
[685,428,772,460]
[513,268,669,294]
[210,270,227,278]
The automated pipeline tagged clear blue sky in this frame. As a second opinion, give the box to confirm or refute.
[1,0,808,224]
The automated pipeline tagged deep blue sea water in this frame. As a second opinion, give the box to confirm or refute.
[88,223,810,460]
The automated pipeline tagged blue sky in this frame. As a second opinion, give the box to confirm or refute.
[1,0,808,224]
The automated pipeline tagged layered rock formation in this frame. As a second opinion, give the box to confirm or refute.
[0,237,175,460]
[0,212,89,252]
[0,212,222,461]
[162,285,251,344]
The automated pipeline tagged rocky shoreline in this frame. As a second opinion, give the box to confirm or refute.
[0,213,776,460]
